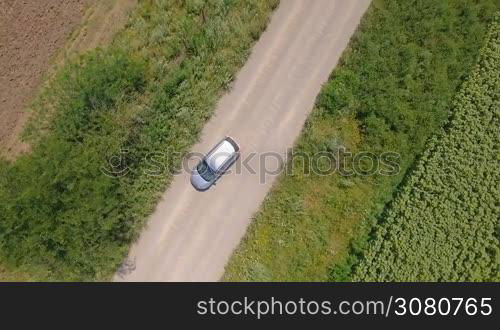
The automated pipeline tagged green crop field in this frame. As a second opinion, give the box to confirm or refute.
[0,0,278,281]
[353,16,499,281]
[223,0,499,281]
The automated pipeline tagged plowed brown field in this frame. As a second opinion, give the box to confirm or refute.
[0,0,95,156]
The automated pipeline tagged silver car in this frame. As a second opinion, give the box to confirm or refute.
[190,136,240,191]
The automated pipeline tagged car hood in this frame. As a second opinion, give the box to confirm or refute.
[190,168,212,191]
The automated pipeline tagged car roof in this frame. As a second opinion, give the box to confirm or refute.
[206,139,236,171]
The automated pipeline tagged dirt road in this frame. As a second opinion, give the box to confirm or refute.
[115,0,371,282]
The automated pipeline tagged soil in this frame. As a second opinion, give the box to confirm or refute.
[0,0,95,157]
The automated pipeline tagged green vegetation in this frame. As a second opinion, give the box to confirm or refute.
[353,16,500,281]
[0,0,278,281]
[223,0,499,281]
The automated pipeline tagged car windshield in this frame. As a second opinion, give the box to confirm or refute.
[197,160,216,182]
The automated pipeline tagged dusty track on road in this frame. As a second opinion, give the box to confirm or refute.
[116,0,371,282]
